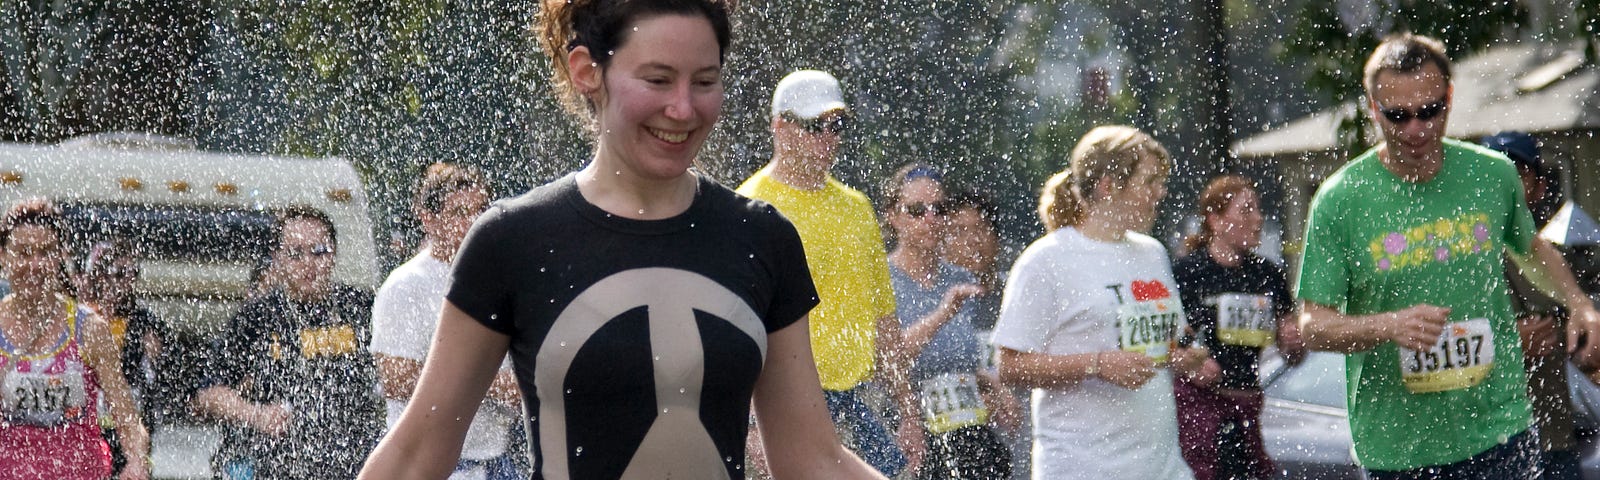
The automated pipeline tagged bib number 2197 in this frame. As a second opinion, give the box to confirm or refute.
[1398,318,1493,394]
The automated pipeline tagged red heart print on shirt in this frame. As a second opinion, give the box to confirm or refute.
[1130,280,1171,301]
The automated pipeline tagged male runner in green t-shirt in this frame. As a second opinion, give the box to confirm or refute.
[1296,33,1600,478]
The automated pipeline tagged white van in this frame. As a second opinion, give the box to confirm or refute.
[0,132,379,479]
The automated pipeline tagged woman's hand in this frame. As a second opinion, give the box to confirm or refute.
[1097,351,1157,389]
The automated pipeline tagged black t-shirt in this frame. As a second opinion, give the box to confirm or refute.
[209,285,383,479]
[1172,250,1293,390]
[447,173,818,480]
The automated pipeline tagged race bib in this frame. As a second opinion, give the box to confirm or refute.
[919,372,988,434]
[1398,318,1494,393]
[1215,293,1275,347]
[2,367,90,427]
[1118,298,1182,364]
[299,325,357,358]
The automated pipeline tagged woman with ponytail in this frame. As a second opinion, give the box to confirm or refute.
[360,1,885,478]
[991,125,1206,480]
[1172,175,1303,480]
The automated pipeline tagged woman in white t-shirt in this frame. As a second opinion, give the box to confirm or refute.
[991,125,1206,480]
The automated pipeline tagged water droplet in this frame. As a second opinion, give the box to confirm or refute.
[662,408,670,414]
[559,341,568,347]
[607,50,615,56]
[637,209,646,215]
[725,456,733,463]
[678,387,686,394]
[689,223,696,228]
[654,355,661,361]
[430,406,437,411]
[539,267,546,272]
[575,446,584,456]
[565,388,572,394]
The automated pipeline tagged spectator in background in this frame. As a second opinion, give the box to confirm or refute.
[1483,131,1582,480]
[738,69,923,476]
[369,163,522,479]
[881,163,1013,479]
[76,239,175,475]
[993,125,1205,480]
[195,207,383,479]
[1173,175,1303,480]
[0,198,150,480]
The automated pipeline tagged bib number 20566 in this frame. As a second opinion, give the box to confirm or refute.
[1398,318,1493,394]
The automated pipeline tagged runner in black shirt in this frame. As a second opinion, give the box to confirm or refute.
[1173,175,1304,480]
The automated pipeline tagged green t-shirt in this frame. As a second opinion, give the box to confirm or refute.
[1296,138,1536,471]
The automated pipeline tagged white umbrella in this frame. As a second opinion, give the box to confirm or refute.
[1540,201,1600,247]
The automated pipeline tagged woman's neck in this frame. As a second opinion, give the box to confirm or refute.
[576,161,698,220]
[1,291,65,346]
[1078,208,1131,242]
[1207,240,1245,267]
[890,244,941,286]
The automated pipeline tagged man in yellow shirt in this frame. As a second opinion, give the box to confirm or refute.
[739,69,922,476]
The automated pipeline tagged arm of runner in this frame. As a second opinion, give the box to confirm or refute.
[359,301,510,480]
[997,347,1156,390]
[754,315,888,480]
[1299,300,1450,352]
[873,312,925,471]
[976,370,1021,433]
[899,283,984,363]
[1276,314,1306,364]
[80,311,151,480]
[374,353,422,401]
[1521,240,1600,367]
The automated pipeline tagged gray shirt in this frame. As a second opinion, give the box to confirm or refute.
[890,262,983,383]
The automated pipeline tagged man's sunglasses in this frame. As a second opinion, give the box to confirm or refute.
[782,112,850,135]
[1377,97,1447,124]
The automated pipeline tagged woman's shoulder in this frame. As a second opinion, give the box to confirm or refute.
[1124,231,1170,255]
[713,178,801,233]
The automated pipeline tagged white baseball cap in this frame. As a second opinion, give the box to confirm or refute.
[771,70,849,120]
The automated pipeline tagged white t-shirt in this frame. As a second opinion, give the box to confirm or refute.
[991,227,1193,480]
[370,250,518,463]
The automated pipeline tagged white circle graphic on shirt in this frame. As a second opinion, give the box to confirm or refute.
[536,268,766,480]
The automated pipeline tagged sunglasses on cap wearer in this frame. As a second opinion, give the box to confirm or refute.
[1376,95,1448,125]
[781,112,850,135]
[899,202,946,218]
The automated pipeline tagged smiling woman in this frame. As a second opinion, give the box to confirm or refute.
[357,1,887,479]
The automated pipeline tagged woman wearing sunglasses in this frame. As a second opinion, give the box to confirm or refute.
[0,199,150,480]
[993,125,1206,480]
[881,163,1012,480]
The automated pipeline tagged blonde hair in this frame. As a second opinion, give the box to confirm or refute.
[1037,125,1170,231]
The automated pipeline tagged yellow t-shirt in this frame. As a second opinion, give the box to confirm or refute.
[738,166,897,391]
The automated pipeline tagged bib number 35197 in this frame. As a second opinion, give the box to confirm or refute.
[1398,318,1493,394]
